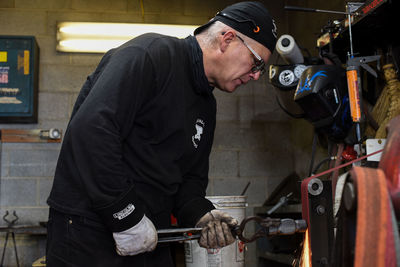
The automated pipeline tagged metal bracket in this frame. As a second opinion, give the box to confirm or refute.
[0,128,62,143]
[301,178,334,266]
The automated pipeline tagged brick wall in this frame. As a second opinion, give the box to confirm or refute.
[0,0,299,266]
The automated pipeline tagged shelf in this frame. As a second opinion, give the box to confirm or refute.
[318,0,399,62]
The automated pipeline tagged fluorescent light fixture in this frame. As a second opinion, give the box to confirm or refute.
[57,22,199,53]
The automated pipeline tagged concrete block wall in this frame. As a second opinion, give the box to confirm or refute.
[0,0,298,266]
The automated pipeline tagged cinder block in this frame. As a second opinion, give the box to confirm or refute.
[233,80,255,96]
[239,151,293,177]
[254,95,291,122]
[1,150,9,178]
[0,0,14,8]
[183,0,237,17]
[68,92,79,116]
[46,11,105,36]
[69,54,102,67]
[38,178,53,206]
[213,122,266,151]
[36,36,101,67]
[254,95,277,116]
[215,94,238,121]
[8,165,44,178]
[212,177,267,206]
[0,10,46,35]
[205,182,213,196]
[35,36,71,65]
[71,0,127,12]
[211,177,241,196]
[43,161,57,178]
[209,150,238,177]
[253,75,272,97]
[239,96,254,124]
[15,0,71,9]
[263,122,293,154]
[0,178,36,206]
[2,142,60,151]
[137,0,184,14]
[8,149,59,177]
[266,175,289,196]
[38,92,70,120]
[293,148,325,179]
[39,64,93,93]
[102,12,149,23]
[212,88,225,98]
[117,13,205,25]
[127,1,142,13]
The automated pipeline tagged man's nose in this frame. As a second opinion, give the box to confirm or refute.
[249,71,261,81]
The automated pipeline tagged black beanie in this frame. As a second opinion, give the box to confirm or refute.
[194,1,277,52]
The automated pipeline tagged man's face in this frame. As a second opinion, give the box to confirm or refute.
[216,34,271,93]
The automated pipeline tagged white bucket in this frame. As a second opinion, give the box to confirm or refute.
[184,196,247,267]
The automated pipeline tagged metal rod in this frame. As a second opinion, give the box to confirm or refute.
[158,234,201,243]
[284,5,347,15]
[11,233,19,267]
[0,233,9,267]
[157,227,202,234]
[241,182,251,195]
[347,6,354,57]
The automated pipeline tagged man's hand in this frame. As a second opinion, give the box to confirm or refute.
[195,210,238,249]
[112,215,157,256]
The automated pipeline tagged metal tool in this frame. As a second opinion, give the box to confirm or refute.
[346,54,380,144]
[267,192,293,215]
[157,216,307,244]
[1,211,20,267]
[157,227,202,243]
[343,2,380,147]
[232,216,307,243]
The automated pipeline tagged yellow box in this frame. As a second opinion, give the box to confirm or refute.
[0,51,7,62]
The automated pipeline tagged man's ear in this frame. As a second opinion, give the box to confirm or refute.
[220,30,236,52]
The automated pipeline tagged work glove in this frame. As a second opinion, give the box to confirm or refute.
[112,214,157,256]
[195,210,238,249]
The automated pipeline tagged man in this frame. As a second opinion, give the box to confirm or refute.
[46,1,277,266]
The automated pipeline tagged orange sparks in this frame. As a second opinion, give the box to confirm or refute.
[299,229,311,267]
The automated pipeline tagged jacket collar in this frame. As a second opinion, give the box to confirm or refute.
[185,35,214,95]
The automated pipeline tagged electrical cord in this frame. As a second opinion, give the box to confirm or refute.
[312,156,337,175]
[308,132,318,177]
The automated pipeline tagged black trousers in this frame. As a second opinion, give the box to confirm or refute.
[46,208,174,267]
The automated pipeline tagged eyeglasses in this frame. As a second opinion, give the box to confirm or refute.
[236,35,266,76]
[216,12,265,75]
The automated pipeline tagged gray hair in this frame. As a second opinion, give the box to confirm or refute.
[196,21,230,47]
[196,21,256,48]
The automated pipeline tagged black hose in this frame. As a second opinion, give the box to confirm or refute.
[312,157,334,175]
[308,132,318,177]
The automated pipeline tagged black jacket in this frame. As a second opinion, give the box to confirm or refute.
[47,34,216,232]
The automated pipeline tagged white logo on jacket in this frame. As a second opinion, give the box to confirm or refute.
[192,119,205,148]
[113,203,135,220]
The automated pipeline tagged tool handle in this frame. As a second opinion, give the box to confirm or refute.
[284,5,317,12]
[346,67,362,123]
